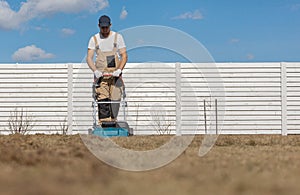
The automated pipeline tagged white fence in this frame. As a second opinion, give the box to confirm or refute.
[0,62,299,135]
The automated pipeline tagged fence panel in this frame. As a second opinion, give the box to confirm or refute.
[286,62,300,134]
[0,62,300,135]
[0,64,69,134]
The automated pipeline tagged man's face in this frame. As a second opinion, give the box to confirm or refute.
[99,25,111,37]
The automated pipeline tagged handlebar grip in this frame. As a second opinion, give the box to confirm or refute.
[102,73,113,77]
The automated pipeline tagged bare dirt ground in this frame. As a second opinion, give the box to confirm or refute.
[1,134,300,195]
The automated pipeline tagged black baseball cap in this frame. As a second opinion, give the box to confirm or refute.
[98,15,111,27]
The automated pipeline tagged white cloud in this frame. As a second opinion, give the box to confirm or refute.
[120,6,128,20]
[136,39,145,45]
[230,38,240,43]
[0,1,25,30]
[12,45,55,62]
[290,4,300,11]
[61,28,75,36]
[172,10,203,20]
[247,53,255,60]
[0,0,109,30]
[32,25,49,31]
[34,26,43,31]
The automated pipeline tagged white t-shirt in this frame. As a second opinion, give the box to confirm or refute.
[88,31,126,54]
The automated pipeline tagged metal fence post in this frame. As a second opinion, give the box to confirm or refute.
[281,62,287,136]
[176,62,181,136]
[215,99,218,135]
[204,99,207,134]
[67,63,73,135]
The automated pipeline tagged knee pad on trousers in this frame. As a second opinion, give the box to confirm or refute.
[98,98,111,119]
[110,101,120,119]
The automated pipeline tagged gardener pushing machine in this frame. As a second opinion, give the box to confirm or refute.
[86,15,128,126]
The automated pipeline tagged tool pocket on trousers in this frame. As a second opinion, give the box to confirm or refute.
[106,55,116,68]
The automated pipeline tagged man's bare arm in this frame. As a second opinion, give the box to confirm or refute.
[118,47,128,70]
[86,49,97,72]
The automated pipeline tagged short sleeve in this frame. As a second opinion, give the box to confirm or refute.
[88,36,96,50]
[117,34,126,49]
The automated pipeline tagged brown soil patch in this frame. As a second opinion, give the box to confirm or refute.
[1,134,300,195]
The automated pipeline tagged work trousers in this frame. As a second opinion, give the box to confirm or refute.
[95,76,123,122]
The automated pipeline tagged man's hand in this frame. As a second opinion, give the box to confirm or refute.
[94,70,102,78]
[112,69,122,77]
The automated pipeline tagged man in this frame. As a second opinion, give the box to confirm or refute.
[86,15,128,124]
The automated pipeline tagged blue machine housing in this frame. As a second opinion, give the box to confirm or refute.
[92,126,129,137]
[91,76,131,137]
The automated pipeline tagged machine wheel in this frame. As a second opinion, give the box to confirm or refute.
[116,121,133,135]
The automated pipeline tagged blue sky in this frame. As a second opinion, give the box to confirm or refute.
[0,0,299,63]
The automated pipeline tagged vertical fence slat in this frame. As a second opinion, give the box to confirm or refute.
[176,62,181,136]
[67,63,73,134]
[281,62,287,136]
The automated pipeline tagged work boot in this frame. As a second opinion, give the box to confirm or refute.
[98,98,111,119]
[110,101,120,119]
